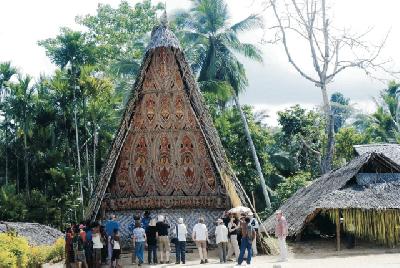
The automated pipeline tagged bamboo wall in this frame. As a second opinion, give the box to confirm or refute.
[327,208,400,247]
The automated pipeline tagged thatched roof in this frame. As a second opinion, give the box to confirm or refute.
[0,222,63,246]
[85,21,251,221]
[263,152,400,236]
[317,181,400,210]
[354,143,400,165]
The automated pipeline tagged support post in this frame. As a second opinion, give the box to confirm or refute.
[336,209,341,251]
[252,191,256,211]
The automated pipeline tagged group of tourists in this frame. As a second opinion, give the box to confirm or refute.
[64,209,289,267]
[65,216,122,268]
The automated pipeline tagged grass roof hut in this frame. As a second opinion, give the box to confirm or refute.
[263,152,400,249]
[354,143,400,165]
[84,13,268,249]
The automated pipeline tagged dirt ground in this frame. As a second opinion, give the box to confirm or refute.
[46,241,400,268]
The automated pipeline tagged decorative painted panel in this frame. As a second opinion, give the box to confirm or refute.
[103,47,229,210]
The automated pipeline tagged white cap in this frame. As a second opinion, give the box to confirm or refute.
[178,218,184,224]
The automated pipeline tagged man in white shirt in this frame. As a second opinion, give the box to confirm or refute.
[248,212,259,256]
[192,217,208,264]
[173,218,188,264]
[215,218,229,263]
[227,216,240,261]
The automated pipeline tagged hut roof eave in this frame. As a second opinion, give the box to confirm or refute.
[354,143,400,165]
[316,181,400,210]
[262,152,400,236]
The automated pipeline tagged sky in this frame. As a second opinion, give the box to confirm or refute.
[0,0,399,126]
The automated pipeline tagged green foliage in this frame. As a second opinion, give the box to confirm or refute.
[76,0,163,77]
[175,0,263,98]
[276,105,324,176]
[274,172,311,208]
[330,92,352,132]
[0,233,64,268]
[0,185,27,221]
[38,28,98,68]
[334,127,369,165]
[208,100,274,212]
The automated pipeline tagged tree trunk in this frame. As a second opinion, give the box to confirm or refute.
[233,95,271,209]
[320,85,335,174]
[93,122,97,186]
[83,97,92,195]
[4,116,8,185]
[23,114,29,196]
[72,78,84,218]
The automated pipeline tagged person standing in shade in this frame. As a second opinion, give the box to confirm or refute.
[111,229,121,268]
[92,224,103,268]
[215,218,229,263]
[227,216,240,261]
[237,217,256,266]
[73,225,88,268]
[173,217,188,264]
[146,219,158,264]
[275,210,288,262]
[248,212,259,256]
[132,221,147,266]
[156,215,171,264]
[192,217,209,264]
[105,215,119,264]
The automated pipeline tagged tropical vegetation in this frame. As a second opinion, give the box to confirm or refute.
[0,0,398,227]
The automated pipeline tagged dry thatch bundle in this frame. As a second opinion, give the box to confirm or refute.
[263,152,400,247]
[326,208,400,247]
[0,222,63,246]
[354,143,400,165]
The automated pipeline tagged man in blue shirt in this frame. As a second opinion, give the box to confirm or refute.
[141,211,151,231]
[105,215,119,264]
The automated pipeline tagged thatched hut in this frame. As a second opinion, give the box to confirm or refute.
[354,143,400,165]
[84,14,262,248]
[263,152,400,249]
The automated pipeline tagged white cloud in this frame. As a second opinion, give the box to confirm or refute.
[0,0,398,117]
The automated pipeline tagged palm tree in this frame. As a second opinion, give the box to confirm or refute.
[0,62,17,185]
[176,0,271,208]
[9,75,35,196]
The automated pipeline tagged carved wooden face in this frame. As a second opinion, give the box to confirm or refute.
[175,95,184,120]
[145,98,156,121]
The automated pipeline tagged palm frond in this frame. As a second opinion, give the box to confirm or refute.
[220,32,263,62]
[230,14,263,33]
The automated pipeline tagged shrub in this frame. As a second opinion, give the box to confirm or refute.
[0,233,30,267]
[0,232,64,267]
[0,250,17,268]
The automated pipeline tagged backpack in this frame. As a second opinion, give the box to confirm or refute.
[73,236,83,252]
[246,224,254,241]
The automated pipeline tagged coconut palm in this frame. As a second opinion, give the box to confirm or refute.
[175,0,271,208]
[0,62,18,185]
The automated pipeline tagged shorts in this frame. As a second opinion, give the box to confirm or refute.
[112,249,121,261]
[75,250,86,262]
[158,236,171,252]
[92,248,102,264]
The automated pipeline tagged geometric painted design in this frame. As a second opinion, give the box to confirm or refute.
[103,47,228,210]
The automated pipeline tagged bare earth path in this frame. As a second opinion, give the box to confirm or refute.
[46,246,400,267]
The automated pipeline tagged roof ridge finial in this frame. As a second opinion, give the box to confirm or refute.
[160,2,168,27]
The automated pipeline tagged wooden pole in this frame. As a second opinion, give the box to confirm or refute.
[336,209,341,251]
[251,191,256,211]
